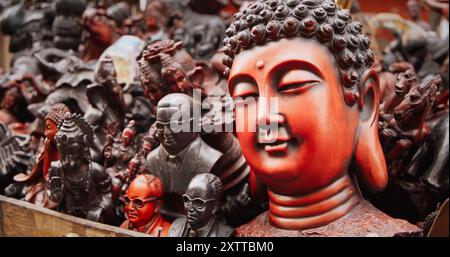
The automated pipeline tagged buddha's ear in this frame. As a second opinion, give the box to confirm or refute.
[354,69,388,193]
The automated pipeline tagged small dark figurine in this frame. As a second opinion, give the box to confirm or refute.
[0,122,32,195]
[106,120,139,199]
[374,75,446,222]
[138,40,204,105]
[145,93,222,218]
[81,4,118,61]
[47,113,116,224]
[407,0,431,31]
[0,0,54,55]
[14,103,70,209]
[380,76,440,164]
[380,68,417,120]
[121,174,171,236]
[88,55,127,130]
[0,87,22,125]
[53,0,87,51]
[169,173,234,237]
[172,1,226,60]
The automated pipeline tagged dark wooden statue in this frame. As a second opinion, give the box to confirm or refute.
[169,173,234,237]
[145,93,222,219]
[47,113,116,224]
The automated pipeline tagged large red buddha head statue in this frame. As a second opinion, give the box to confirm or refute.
[223,0,388,229]
[124,174,164,229]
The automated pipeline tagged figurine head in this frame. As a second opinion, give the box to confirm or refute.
[155,93,199,155]
[44,103,70,141]
[95,55,118,84]
[55,113,94,170]
[1,87,20,110]
[224,0,387,195]
[127,154,141,178]
[141,133,154,156]
[124,174,164,228]
[394,75,439,130]
[127,96,154,133]
[138,40,205,104]
[83,6,116,45]
[407,0,422,20]
[394,69,416,97]
[182,173,222,230]
[121,120,136,146]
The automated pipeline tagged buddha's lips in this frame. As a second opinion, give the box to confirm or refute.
[257,134,294,155]
[264,140,289,153]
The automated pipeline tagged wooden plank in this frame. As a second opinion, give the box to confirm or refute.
[0,195,150,237]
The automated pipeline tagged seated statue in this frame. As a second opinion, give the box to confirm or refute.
[169,173,234,237]
[47,113,116,225]
[145,93,222,219]
[222,0,421,236]
[120,174,171,236]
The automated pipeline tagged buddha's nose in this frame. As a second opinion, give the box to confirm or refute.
[257,97,285,143]
[257,96,284,126]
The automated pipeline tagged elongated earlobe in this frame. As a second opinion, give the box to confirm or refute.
[354,69,388,193]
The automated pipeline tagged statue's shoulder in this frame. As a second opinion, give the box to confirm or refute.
[168,218,188,237]
[146,146,162,163]
[197,139,222,170]
[215,221,235,237]
[90,162,110,183]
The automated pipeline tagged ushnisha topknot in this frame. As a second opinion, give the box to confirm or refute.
[222,0,375,105]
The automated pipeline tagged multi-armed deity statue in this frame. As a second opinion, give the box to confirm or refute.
[222,0,422,236]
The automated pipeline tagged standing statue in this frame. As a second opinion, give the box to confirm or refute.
[222,0,421,236]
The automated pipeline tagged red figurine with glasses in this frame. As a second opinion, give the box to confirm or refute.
[121,174,171,236]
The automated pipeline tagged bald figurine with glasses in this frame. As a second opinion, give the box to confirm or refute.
[121,174,171,236]
[168,173,234,237]
[145,93,222,220]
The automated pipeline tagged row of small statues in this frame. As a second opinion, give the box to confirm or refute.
[0,0,448,237]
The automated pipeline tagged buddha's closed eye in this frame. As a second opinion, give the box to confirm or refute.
[278,69,322,94]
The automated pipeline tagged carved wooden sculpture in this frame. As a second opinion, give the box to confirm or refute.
[121,174,171,236]
[223,0,421,236]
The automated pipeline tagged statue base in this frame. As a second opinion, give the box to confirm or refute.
[237,200,422,237]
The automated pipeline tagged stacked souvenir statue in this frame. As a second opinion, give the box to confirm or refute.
[0,0,448,237]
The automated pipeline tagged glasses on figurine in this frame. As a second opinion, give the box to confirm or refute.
[182,194,218,209]
[123,196,159,208]
[156,118,194,130]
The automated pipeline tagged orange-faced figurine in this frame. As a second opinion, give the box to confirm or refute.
[223,0,422,237]
[121,174,171,236]
[14,103,70,209]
